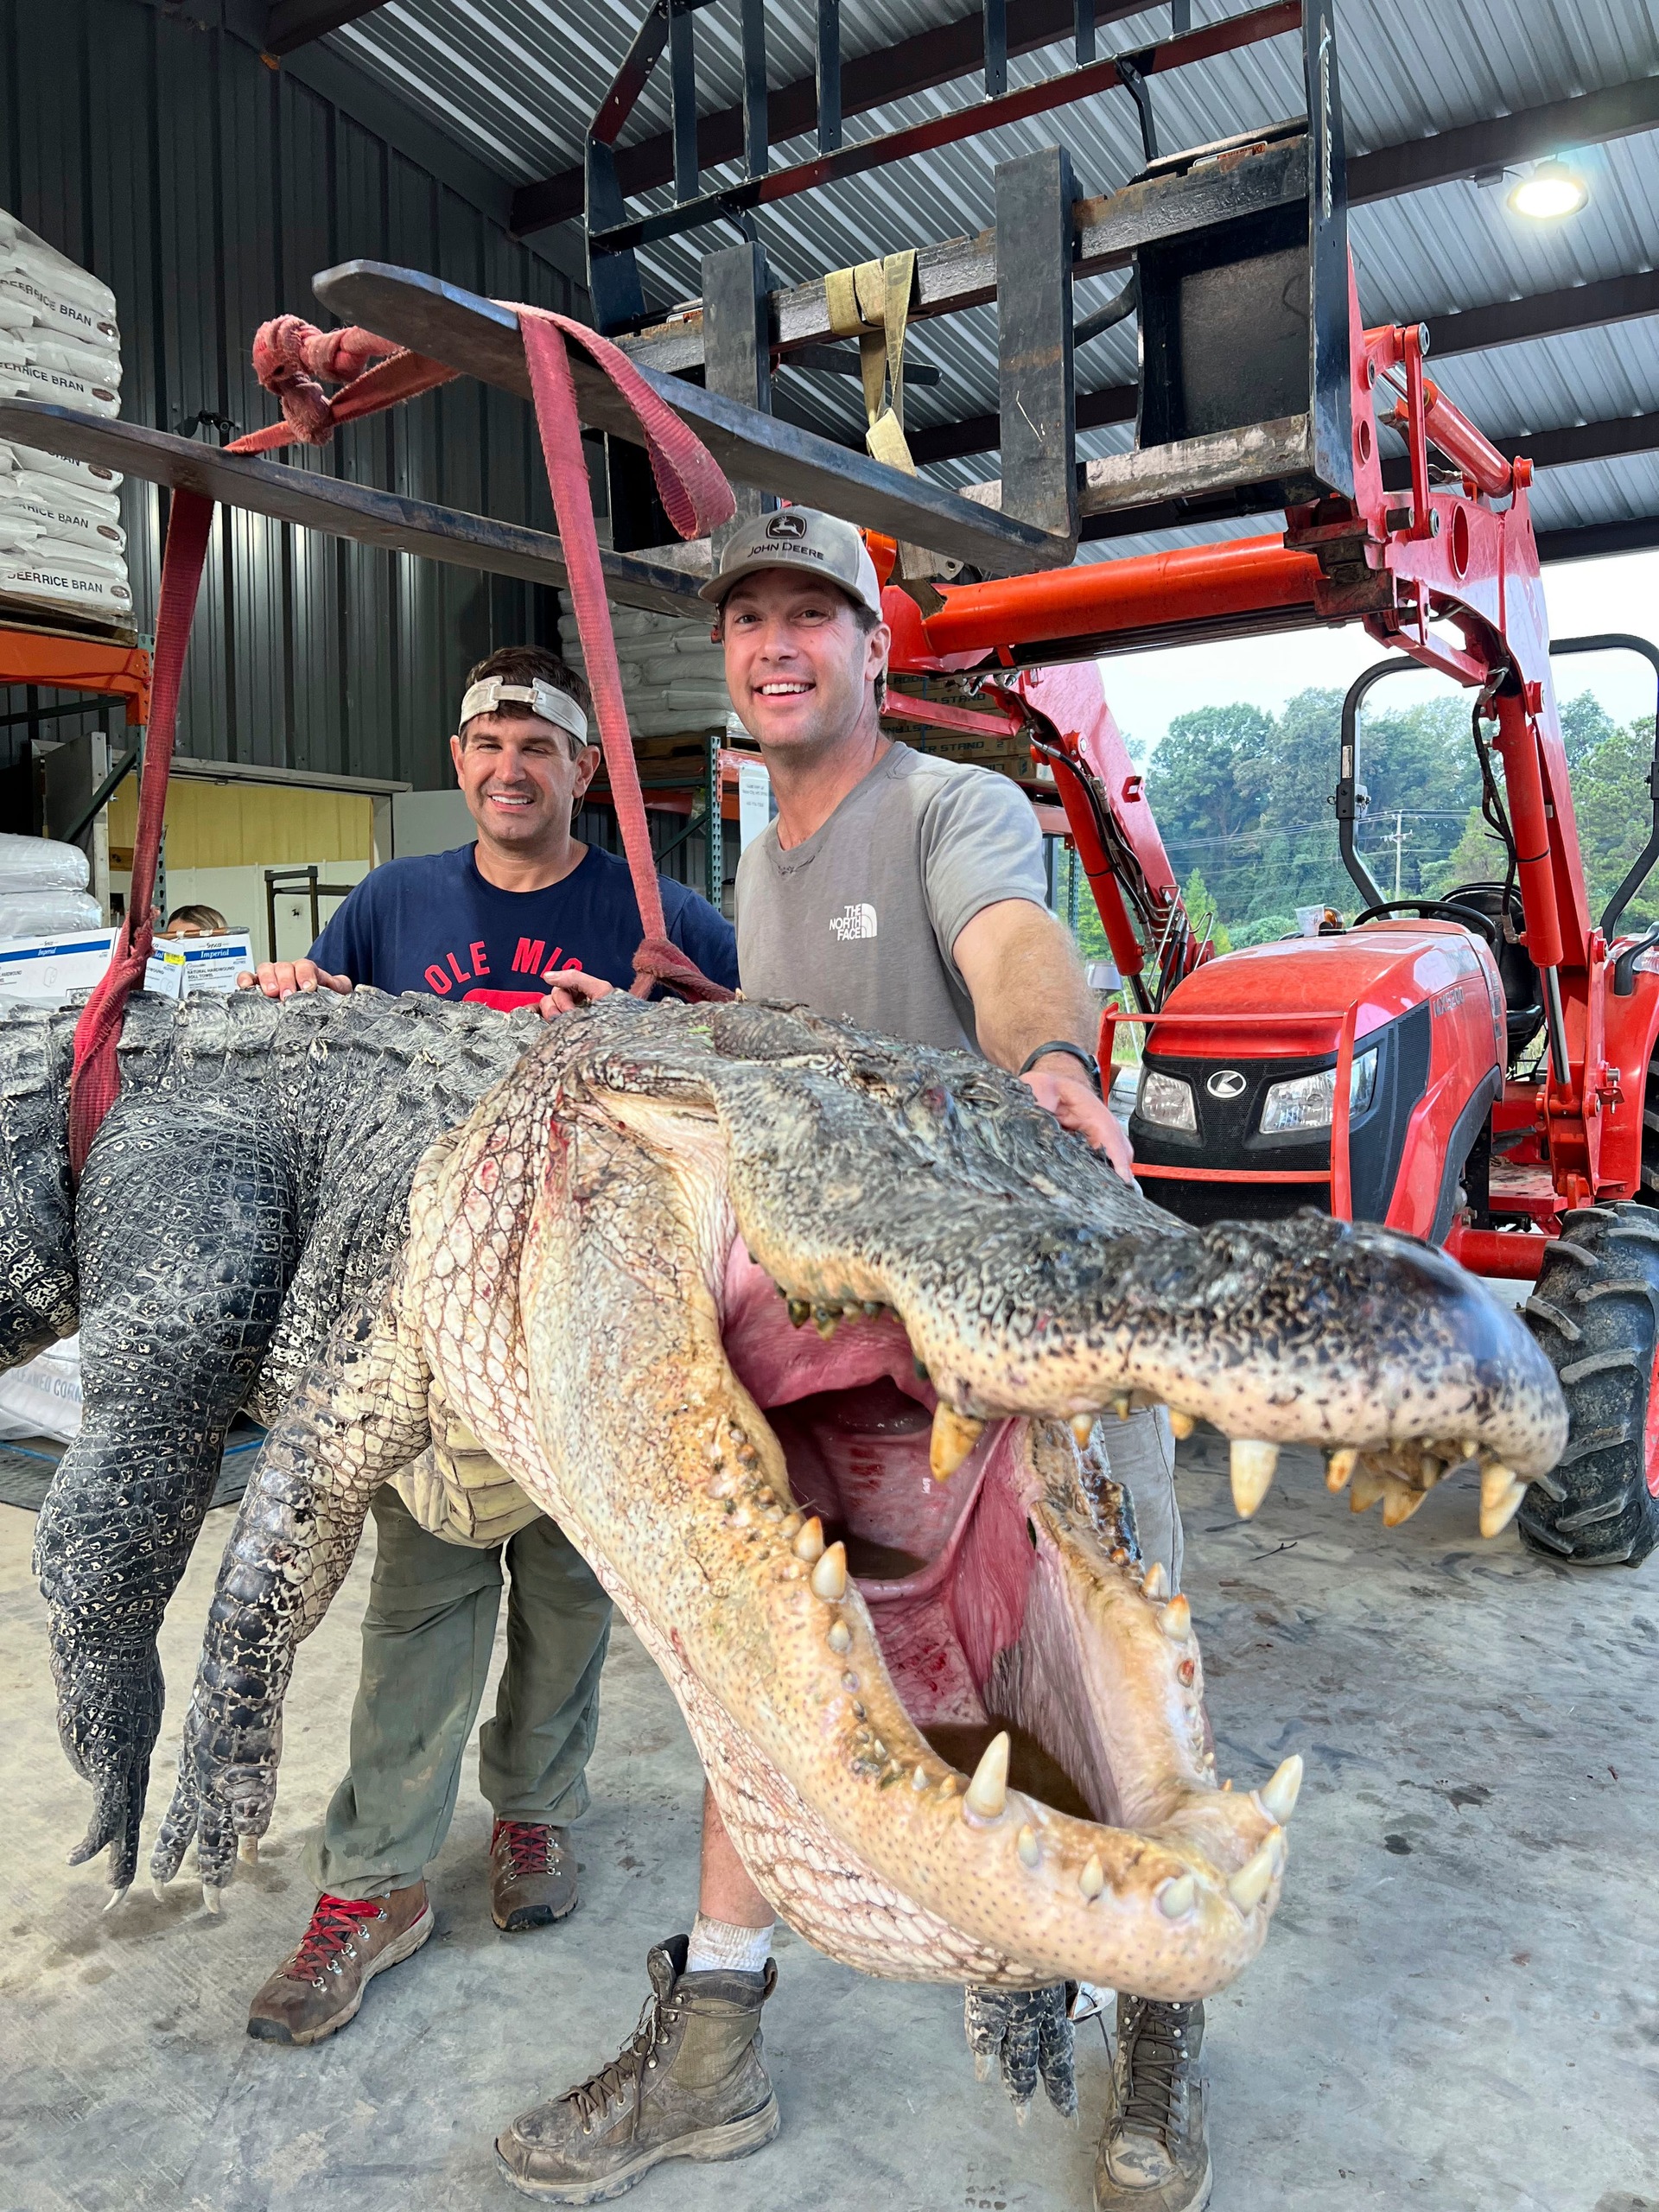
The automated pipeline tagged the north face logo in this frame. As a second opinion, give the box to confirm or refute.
[830,903,878,942]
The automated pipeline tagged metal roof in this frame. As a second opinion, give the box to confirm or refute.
[327,0,1659,557]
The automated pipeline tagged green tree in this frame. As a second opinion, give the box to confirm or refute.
[1180,867,1233,955]
[1571,715,1659,931]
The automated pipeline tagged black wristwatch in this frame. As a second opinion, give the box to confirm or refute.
[1018,1040,1103,1095]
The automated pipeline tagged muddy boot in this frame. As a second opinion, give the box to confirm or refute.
[246,1884,434,2046]
[496,1934,779,2202]
[490,1820,579,1932]
[1093,1996,1211,2212]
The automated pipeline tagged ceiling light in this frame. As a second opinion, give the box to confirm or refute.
[1508,158,1589,221]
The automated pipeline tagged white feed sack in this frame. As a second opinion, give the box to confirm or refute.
[557,600,735,741]
[0,1333,83,1443]
[0,834,101,937]
[0,208,129,620]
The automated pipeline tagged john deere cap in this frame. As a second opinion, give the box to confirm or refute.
[457,676,589,745]
[699,506,884,620]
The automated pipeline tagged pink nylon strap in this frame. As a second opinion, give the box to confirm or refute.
[514,307,734,999]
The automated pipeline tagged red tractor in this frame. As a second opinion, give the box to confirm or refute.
[882,310,1659,1573]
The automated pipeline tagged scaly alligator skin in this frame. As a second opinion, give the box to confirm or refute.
[5,990,536,1894]
[142,992,1566,2000]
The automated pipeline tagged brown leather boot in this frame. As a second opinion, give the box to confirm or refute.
[495,1935,779,2202]
[246,1884,434,2046]
[490,1819,579,1932]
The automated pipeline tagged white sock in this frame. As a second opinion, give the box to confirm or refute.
[685,1912,773,1976]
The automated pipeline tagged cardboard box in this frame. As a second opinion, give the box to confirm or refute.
[0,927,114,1001]
[144,931,254,998]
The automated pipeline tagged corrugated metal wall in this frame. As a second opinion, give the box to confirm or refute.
[0,0,582,791]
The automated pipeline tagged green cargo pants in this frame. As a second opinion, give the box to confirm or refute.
[307,1487,613,1900]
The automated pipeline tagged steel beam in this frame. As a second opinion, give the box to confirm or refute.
[1537,516,1659,564]
[0,401,708,618]
[312,260,1075,575]
[263,0,391,55]
[1347,75,1659,205]
[512,0,1154,234]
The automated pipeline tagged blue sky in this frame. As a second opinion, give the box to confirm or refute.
[1101,546,1659,761]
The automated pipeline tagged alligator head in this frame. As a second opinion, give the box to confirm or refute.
[370,995,1565,2000]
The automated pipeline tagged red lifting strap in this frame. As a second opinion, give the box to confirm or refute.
[67,308,737,1179]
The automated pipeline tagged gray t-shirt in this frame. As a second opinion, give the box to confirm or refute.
[734,742,1049,1052]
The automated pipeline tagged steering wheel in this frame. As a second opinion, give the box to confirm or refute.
[1350,898,1501,950]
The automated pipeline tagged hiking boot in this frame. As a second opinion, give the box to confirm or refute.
[496,1934,779,2202]
[246,1884,434,2047]
[1093,1996,1211,2212]
[491,1819,579,1933]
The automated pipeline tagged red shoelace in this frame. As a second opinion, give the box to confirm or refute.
[493,1820,556,1878]
[291,1894,385,1980]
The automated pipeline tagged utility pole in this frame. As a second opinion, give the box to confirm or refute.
[1390,810,1409,899]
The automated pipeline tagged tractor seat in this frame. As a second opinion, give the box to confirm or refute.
[1441,880,1543,1054]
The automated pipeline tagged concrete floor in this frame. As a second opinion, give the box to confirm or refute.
[2,1434,1656,2212]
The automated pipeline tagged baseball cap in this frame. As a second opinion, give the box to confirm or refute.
[698,506,884,620]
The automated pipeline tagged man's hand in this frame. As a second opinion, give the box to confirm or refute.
[236,960,353,1000]
[539,970,616,1019]
[1021,1064,1135,1181]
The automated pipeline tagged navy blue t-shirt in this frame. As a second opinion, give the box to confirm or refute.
[311,842,738,1010]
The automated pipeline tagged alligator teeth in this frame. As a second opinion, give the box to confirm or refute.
[1382,1476,1427,1527]
[810,1542,848,1600]
[1255,1753,1304,1824]
[1159,1595,1192,1643]
[911,1763,931,1792]
[826,1620,852,1655]
[1157,1874,1197,1920]
[1479,1462,1528,1539]
[1325,1446,1358,1493]
[792,1516,826,1564]
[1420,1451,1444,1487]
[238,1835,259,1866]
[1230,1439,1279,1518]
[1350,1463,1388,1514]
[1069,1414,1096,1448]
[787,1300,811,1328]
[931,1404,985,1481]
[1016,1823,1041,1868]
[1228,1838,1277,1912]
[1079,1854,1105,1900]
[1141,1560,1168,1601]
[1460,1436,1480,1461]
[963,1732,1010,1820]
[1112,1393,1133,1420]
[1168,1409,1198,1440]
[813,1306,839,1339]
[861,1300,885,1319]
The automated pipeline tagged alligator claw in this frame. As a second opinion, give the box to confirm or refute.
[963,1982,1078,2119]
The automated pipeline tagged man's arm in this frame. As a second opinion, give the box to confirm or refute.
[952,898,1133,1178]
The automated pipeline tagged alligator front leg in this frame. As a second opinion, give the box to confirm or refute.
[32,1103,300,1899]
[151,1281,432,1904]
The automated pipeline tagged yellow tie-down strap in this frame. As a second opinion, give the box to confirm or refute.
[823,250,950,594]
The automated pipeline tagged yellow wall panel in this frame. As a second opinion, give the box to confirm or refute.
[108,779,373,870]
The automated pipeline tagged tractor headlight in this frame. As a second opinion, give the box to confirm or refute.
[1259,1049,1377,1135]
[1137,1068,1197,1133]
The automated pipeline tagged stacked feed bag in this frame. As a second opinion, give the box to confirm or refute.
[0,209,131,626]
[0,832,103,938]
[558,601,733,740]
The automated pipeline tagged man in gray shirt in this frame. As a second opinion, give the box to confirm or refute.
[505,512,1204,2212]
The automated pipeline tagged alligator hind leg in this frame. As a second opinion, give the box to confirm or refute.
[153,1277,433,1901]
[32,1103,299,1897]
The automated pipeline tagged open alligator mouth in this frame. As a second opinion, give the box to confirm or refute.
[439,1000,1570,1996]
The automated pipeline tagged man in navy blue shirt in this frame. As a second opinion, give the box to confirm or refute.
[237,644,737,2050]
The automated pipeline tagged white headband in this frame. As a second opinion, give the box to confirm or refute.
[459,676,589,745]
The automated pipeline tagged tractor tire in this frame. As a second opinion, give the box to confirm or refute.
[1518,1203,1659,1569]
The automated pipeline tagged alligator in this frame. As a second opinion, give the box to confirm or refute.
[10,989,537,1897]
[4,984,1551,2010]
